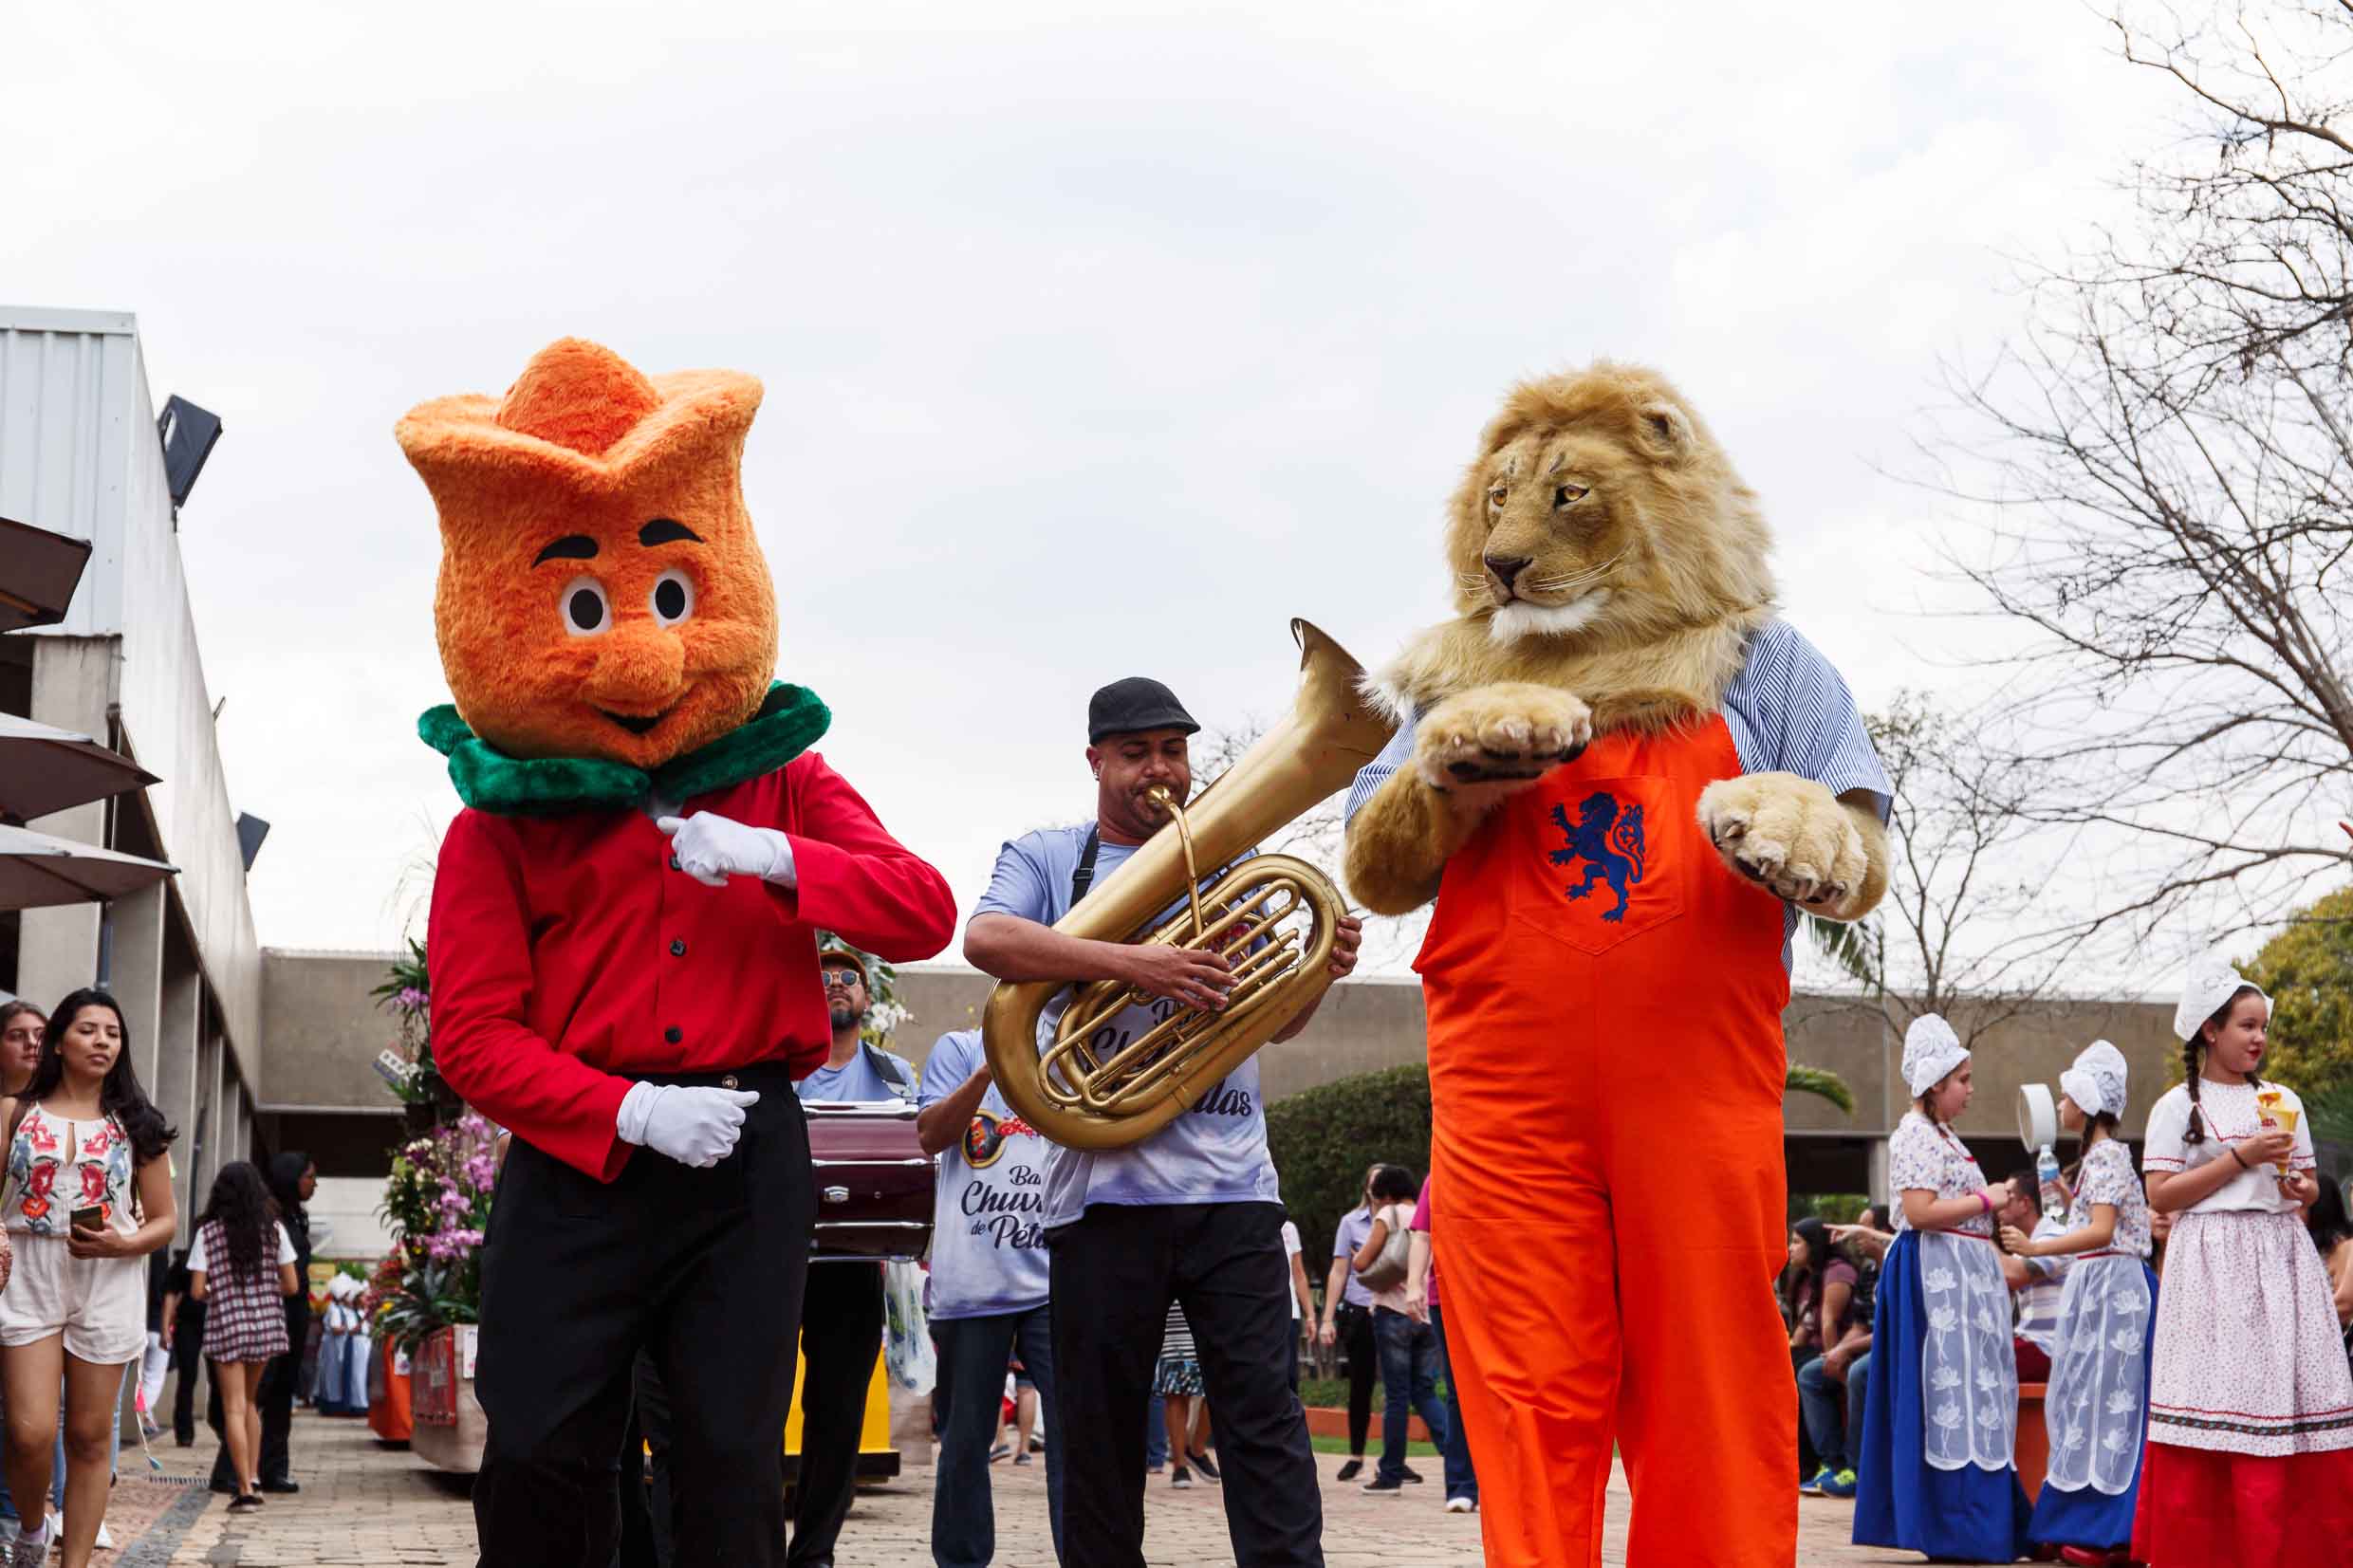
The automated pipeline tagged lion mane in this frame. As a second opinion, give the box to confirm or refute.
[1368,361,1778,733]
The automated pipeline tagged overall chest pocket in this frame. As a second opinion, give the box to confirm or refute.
[1504,772,1688,955]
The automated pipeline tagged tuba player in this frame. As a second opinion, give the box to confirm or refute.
[963,676,1360,1568]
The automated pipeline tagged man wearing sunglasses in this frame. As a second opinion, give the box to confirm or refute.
[785,949,917,1568]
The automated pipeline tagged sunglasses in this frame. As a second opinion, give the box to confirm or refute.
[821,969,864,989]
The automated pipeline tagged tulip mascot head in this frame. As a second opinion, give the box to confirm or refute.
[397,338,779,769]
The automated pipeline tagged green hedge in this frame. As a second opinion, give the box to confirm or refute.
[1267,1062,1433,1278]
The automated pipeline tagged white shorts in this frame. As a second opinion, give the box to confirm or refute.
[0,1234,145,1364]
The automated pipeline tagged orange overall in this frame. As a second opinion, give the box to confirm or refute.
[1418,715,1794,1568]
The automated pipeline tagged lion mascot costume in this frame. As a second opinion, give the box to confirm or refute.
[398,339,954,1566]
[1343,364,1891,1568]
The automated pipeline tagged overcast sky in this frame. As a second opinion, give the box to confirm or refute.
[5,3,2184,967]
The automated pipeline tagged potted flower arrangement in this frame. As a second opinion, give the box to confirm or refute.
[372,1112,498,1472]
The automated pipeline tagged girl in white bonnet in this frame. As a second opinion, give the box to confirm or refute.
[2132,952,2353,1568]
[1851,1014,2030,1564]
[1998,1041,2153,1565]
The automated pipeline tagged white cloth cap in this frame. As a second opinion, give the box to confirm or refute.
[2058,1040,2129,1119]
[1902,1013,1969,1098]
[2173,949,2268,1042]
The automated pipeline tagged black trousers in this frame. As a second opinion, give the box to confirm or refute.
[472,1064,814,1568]
[257,1296,309,1484]
[788,1263,883,1566]
[1335,1303,1376,1453]
[170,1313,205,1444]
[1048,1201,1322,1568]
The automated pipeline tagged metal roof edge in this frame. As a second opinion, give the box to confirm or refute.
[0,306,138,337]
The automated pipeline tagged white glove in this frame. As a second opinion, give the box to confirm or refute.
[616,1081,760,1169]
[658,811,797,890]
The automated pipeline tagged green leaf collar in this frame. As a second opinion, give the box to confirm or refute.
[418,683,832,815]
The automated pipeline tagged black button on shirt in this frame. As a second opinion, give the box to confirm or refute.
[664,1026,683,1044]
[670,939,687,957]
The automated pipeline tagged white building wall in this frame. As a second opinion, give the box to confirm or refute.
[0,307,263,1228]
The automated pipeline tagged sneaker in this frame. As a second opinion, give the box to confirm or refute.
[1361,1473,1405,1495]
[227,1495,263,1513]
[1333,1458,1364,1482]
[1445,1496,1476,1514]
[1800,1466,1834,1496]
[1187,1448,1220,1482]
[260,1478,301,1495]
[1399,1465,1424,1484]
[1013,1452,1032,1467]
[94,1522,114,1548]
[8,1528,42,1568]
[987,1443,1011,1464]
[1820,1468,1858,1499]
[1170,1466,1193,1489]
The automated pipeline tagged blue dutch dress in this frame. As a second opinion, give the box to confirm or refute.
[2025,1136,2156,1552]
[1854,1111,2032,1562]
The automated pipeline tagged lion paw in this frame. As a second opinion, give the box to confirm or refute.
[1696,772,1867,912]
[1414,683,1592,799]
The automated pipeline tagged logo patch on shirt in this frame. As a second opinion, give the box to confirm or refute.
[1547,792,1645,920]
[962,1110,1037,1170]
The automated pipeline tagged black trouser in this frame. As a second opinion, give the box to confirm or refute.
[1048,1201,1322,1568]
[170,1312,205,1444]
[1335,1303,1375,1453]
[255,1296,309,1484]
[472,1063,814,1568]
[788,1262,883,1567]
[621,1353,672,1568]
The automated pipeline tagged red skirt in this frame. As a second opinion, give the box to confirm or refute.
[2131,1441,2353,1566]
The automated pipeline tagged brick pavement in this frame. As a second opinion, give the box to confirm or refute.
[113,1412,1930,1564]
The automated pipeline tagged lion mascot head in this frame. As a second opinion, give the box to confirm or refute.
[1374,361,1778,730]
[397,338,781,771]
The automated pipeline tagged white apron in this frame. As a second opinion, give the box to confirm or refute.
[2041,1252,2151,1494]
[1917,1229,2017,1472]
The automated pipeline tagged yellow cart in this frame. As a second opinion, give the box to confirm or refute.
[781,1329,899,1484]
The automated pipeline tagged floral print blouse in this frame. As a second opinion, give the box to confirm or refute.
[6,1106,137,1237]
[1887,1111,1994,1238]
[2068,1136,2152,1260]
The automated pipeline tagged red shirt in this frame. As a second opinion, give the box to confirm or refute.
[427,750,955,1179]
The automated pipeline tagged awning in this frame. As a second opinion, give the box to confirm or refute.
[0,823,176,910]
[0,713,158,821]
[0,515,92,633]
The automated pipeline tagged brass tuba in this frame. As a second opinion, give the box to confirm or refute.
[981,620,1397,1150]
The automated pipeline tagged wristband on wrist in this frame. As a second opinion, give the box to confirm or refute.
[1977,1191,1992,1215]
[2231,1146,2249,1170]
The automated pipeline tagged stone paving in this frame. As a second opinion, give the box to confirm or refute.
[97,1411,1934,1565]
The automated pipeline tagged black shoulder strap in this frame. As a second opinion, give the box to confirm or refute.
[862,1041,911,1098]
[1069,824,1102,908]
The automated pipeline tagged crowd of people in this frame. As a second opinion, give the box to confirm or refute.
[0,990,361,1566]
[1761,960,2353,1567]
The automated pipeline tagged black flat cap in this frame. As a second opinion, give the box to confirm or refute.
[1088,676,1199,745]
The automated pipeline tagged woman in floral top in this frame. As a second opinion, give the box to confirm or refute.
[0,989,176,1568]
[1852,1015,2030,1565]
[1999,1041,2153,1565]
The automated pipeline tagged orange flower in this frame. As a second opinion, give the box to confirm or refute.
[22,1197,48,1221]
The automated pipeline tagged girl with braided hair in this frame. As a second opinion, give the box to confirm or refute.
[2133,953,2353,1567]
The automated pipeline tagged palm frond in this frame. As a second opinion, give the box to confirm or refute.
[1786,1063,1856,1116]
[1804,913,1882,993]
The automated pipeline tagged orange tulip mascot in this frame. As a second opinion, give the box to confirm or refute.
[399,340,954,1567]
[1343,365,1892,1567]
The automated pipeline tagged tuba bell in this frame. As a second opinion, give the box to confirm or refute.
[980,619,1397,1151]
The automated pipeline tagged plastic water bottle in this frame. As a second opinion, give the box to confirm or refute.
[2036,1145,2065,1220]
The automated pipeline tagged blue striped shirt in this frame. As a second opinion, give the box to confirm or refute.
[1342,620,1890,970]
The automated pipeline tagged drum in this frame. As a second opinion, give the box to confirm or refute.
[805,1100,936,1261]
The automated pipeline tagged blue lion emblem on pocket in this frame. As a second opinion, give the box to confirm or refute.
[1547,793,1646,921]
